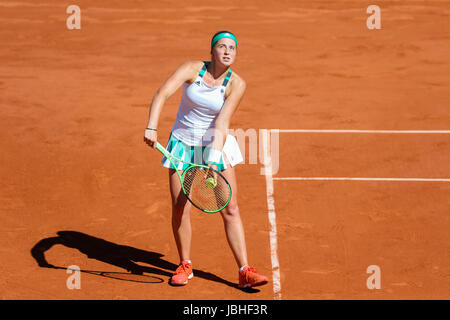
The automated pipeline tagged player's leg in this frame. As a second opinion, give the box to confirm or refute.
[168,168,193,285]
[219,163,249,268]
[219,158,268,288]
[169,168,192,261]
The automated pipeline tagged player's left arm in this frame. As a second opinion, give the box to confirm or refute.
[211,76,247,152]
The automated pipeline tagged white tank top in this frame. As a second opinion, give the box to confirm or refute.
[171,61,233,146]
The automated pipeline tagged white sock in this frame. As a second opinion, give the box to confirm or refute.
[239,265,249,273]
[182,259,192,264]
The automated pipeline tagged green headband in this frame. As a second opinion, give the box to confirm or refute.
[211,32,238,49]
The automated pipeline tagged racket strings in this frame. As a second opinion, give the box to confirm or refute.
[183,167,230,212]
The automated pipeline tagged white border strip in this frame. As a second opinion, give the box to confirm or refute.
[261,129,282,300]
[275,129,450,134]
[273,177,450,182]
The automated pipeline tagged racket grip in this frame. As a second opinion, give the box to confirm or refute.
[155,142,171,159]
[155,142,164,153]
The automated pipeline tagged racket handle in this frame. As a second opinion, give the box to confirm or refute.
[155,141,172,159]
[155,141,163,152]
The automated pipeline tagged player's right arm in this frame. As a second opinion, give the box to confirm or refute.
[144,60,201,148]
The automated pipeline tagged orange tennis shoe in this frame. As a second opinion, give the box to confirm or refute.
[238,266,268,288]
[170,260,194,286]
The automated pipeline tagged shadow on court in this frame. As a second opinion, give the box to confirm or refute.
[30,231,259,292]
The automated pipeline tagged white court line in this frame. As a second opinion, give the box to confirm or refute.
[273,177,450,182]
[274,129,450,134]
[261,129,282,300]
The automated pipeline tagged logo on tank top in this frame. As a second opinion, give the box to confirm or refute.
[195,80,201,86]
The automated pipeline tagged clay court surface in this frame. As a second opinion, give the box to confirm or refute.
[1,0,449,299]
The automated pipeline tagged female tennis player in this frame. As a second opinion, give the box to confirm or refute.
[143,31,268,289]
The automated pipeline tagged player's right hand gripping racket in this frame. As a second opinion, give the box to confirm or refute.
[155,142,232,213]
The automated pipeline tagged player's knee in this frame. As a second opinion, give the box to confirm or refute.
[171,199,189,216]
[221,201,240,219]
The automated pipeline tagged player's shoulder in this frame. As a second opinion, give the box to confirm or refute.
[224,70,246,99]
[181,60,206,71]
[174,60,205,83]
[229,70,246,90]
[174,60,203,73]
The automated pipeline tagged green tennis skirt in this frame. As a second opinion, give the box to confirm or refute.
[161,133,227,171]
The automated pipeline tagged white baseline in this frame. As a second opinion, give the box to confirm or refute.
[274,129,450,134]
[273,177,450,182]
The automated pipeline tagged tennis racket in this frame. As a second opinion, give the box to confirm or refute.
[155,141,232,213]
